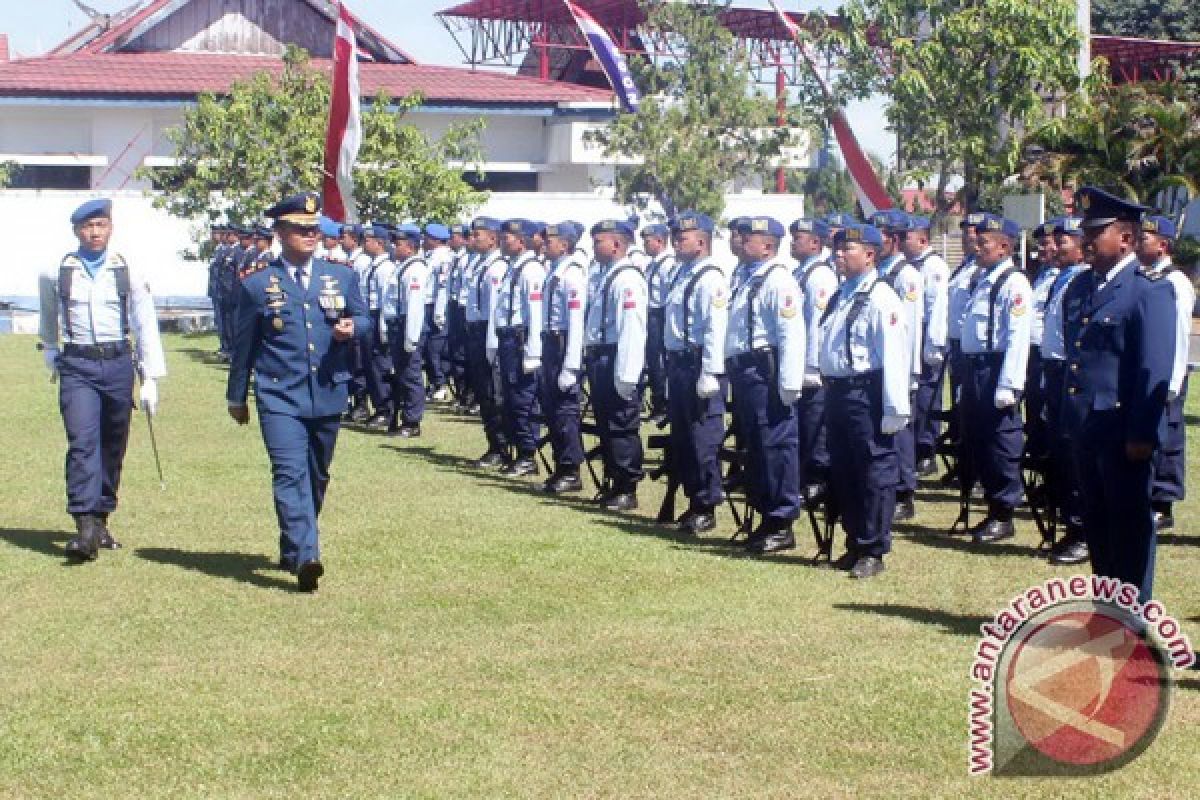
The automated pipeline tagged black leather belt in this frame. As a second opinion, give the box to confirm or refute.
[964,351,1004,363]
[497,326,527,338]
[825,370,881,389]
[63,341,130,360]
[726,347,773,370]
[585,343,617,356]
[666,348,701,366]
[542,330,566,345]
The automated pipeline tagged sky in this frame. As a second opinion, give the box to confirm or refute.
[3,0,894,161]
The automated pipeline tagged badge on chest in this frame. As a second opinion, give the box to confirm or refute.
[317,275,346,322]
[265,276,288,332]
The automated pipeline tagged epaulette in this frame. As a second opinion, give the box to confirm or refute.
[61,253,84,269]
[1138,266,1171,281]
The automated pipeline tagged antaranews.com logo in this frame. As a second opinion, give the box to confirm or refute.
[968,575,1194,776]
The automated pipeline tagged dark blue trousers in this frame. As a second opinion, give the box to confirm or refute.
[210,295,224,347]
[1152,377,1188,505]
[540,331,583,470]
[1043,361,1083,529]
[59,352,135,515]
[363,310,392,413]
[446,303,470,400]
[796,385,829,492]
[728,352,800,527]
[666,352,726,510]
[961,352,1024,515]
[826,372,897,557]
[893,395,917,495]
[389,320,427,427]
[497,329,541,456]
[258,411,339,568]
[422,304,446,390]
[913,358,943,462]
[645,308,668,412]
[586,346,643,492]
[1076,412,1157,603]
[466,321,507,452]
[1024,347,1049,460]
[218,299,236,353]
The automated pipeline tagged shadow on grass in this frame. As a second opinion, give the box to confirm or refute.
[895,520,1044,558]
[176,346,230,368]
[135,547,298,592]
[1177,676,1200,691]
[834,602,990,637]
[1160,532,1197,547]
[0,527,77,562]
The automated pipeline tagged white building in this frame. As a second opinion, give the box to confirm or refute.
[0,0,621,193]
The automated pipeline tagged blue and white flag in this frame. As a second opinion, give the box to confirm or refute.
[564,0,640,113]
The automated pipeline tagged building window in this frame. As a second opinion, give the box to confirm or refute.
[463,171,538,192]
[8,165,91,190]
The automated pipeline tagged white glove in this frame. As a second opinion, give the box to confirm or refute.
[557,369,578,392]
[994,387,1017,409]
[404,340,417,353]
[803,370,822,389]
[486,347,497,365]
[881,414,908,435]
[1168,389,1179,404]
[522,357,540,375]
[696,372,720,398]
[779,387,802,405]
[139,378,159,417]
[615,380,637,401]
[924,347,944,368]
[42,347,60,381]
[433,315,445,329]
[909,379,919,392]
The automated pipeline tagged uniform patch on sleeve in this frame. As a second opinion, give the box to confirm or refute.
[816,288,829,310]
[712,287,728,309]
[780,293,798,319]
[622,287,638,309]
[904,281,919,302]
[890,311,899,327]
[409,281,421,290]
[491,277,500,286]
[1010,292,1027,317]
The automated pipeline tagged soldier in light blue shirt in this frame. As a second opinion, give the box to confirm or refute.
[958,214,1034,545]
[382,224,430,437]
[584,219,648,511]
[539,223,589,494]
[642,224,676,421]
[352,224,395,429]
[1024,218,1064,475]
[464,218,511,467]
[423,223,454,401]
[870,209,924,521]
[726,216,805,553]
[818,224,909,579]
[789,217,838,501]
[443,223,473,410]
[490,219,548,476]
[900,214,949,478]
[39,198,166,560]
[662,211,729,534]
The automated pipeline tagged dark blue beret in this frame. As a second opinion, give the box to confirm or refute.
[960,211,986,230]
[906,215,931,231]
[824,212,858,228]
[501,218,540,238]
[790,218,830,238]
[254,226,273,239]
[265,192,321,225]
[318,215,342,237]
[424,223,451,241]
[671,211,715,234]
[978,213,1022,240]
[641,223,669,239]
[448,223,470,237]
[544,222,579,241]
[471,216,502,232]
[1034,217,1062,239]
[71,198,112,226]
[739,216,785,238]
[834,224,884,247]
[1141,215,1177,239]
[1055,217,1084,237]
[364,223,391,240]
[870,208,910,232]
[392,223,423,242]
[591,219,635,237]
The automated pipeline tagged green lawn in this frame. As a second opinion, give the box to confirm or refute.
[1,333,1197,798]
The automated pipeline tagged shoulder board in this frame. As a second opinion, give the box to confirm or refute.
[1138,268,1169,282]
[61,254,83,269]
[109,253,128,269]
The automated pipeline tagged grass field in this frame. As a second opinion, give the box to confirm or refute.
[1,333,1198,798]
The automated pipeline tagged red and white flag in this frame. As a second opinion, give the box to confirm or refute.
[322,1,362,223]
[769,0,892,216]
[564,0,640,113]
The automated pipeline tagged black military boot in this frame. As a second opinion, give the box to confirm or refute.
[64,514,100,561]
[95,513,122,549]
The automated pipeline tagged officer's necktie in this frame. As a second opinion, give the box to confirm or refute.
[294,266,307,291]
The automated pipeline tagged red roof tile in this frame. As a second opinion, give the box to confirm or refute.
[0,52,614,106]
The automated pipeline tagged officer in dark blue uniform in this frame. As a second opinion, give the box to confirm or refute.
[39,198,167,560]
[207,223,229,355]
[226,192,369,592]
[216,225,243,361]
[662,211,729,533]
[1061,187,1176,603]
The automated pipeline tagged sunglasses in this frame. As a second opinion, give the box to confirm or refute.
[287,224,321,237]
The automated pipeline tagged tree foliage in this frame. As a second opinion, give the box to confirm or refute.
[823,0,1080,219]
[586,0,793,219]
[141,46,487,229]
[1092,0,1200,41]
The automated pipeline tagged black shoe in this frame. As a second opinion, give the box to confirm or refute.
[95,514,121,549]
[602,492,638,512]
[849,555,885,579]
[679,510,716,534]
[397,424,421,439]
[827,551,859,571]
[278,557,297,573]
[747,529,796,554]
[366,412,391,430]
[893,497,916,523]
[297,560,324,592]
[347,406,371,424]
[971,518,1015,544]
[916,458,937,477]
[501,457,538,477]
[64,514,100,561]
[1049,539,1089,566]
[543,473,583,494]
[474,451,508,469]
[1154,511,1174,531]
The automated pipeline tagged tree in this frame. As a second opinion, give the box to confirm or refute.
[824,0,1080,221]
[141,46,486,230]
[1092,0,1200,41]
[586,0,793,219]
[0,161,17,188]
